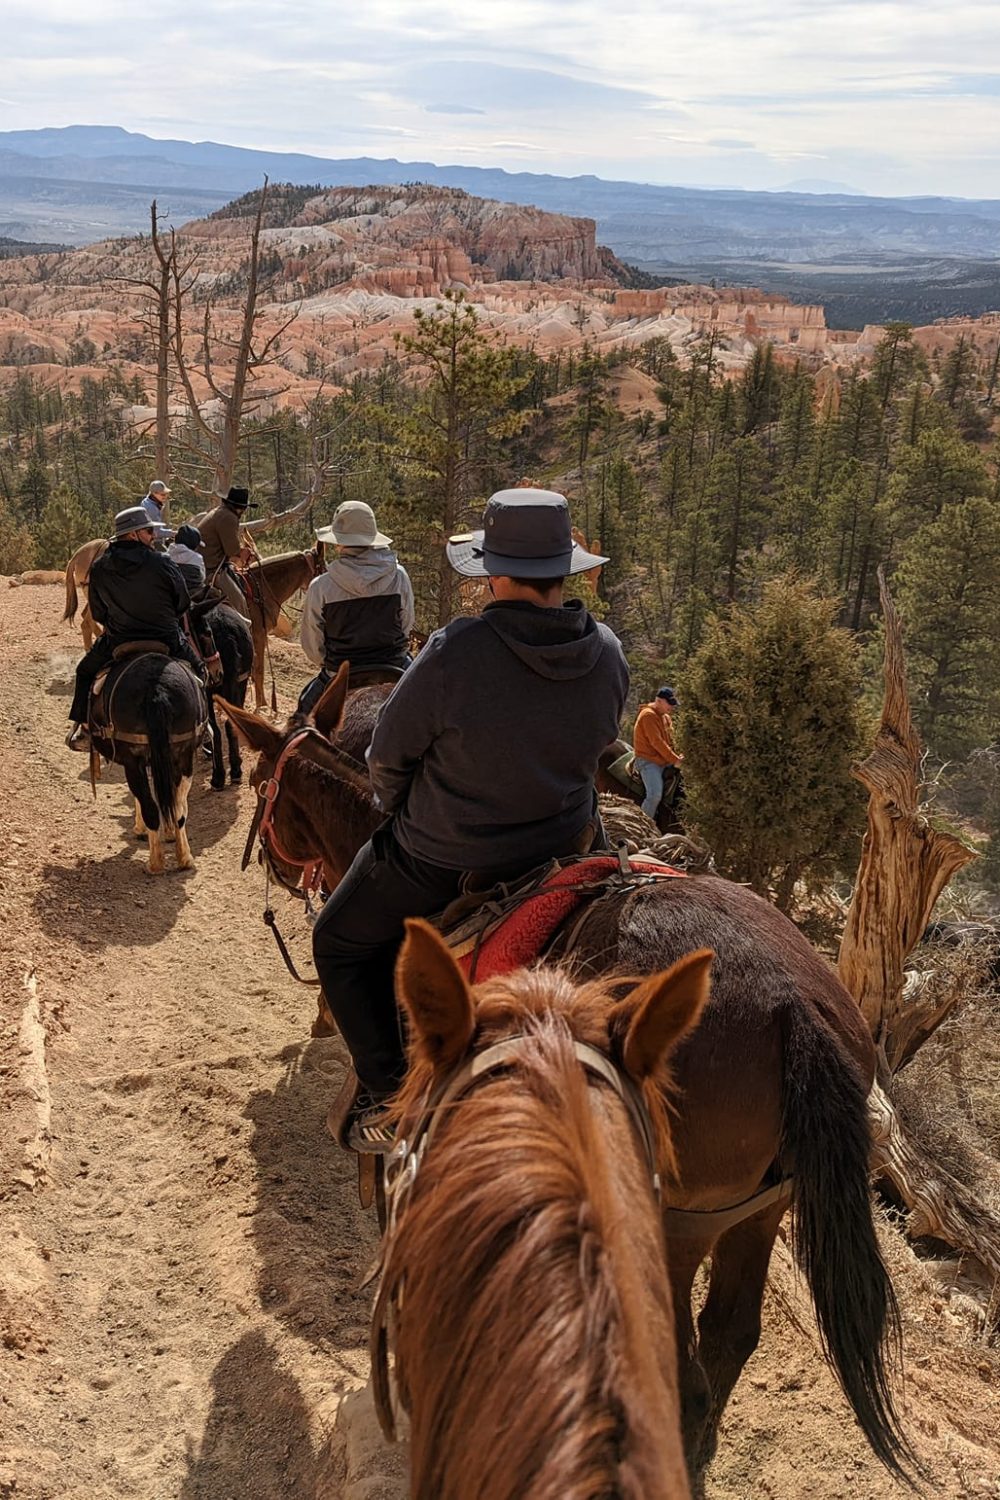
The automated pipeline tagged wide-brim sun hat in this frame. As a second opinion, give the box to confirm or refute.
[316,500,392,549]
[114,506,155,538]
[446,488,608,578]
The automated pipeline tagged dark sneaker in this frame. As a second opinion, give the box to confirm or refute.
[66,724,91,752]
[347,1095,395,1155]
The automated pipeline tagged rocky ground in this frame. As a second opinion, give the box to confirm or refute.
[1,581,998,1500]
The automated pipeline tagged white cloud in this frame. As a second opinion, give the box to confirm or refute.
[2,1,1000,195]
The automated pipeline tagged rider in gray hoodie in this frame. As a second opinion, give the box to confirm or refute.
[312,489,628,1150]
[298,501,414,712]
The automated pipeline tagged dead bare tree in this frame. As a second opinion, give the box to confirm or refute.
[838,568,1000,1278]
[172,177,300,499]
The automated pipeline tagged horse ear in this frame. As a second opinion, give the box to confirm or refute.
[396,918,474,1070]
[313,662,350,739]
[315,539,325,563]
[618,948,713,1082]
[216,698,284,758]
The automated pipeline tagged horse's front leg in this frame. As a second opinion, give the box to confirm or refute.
[207,699,225,791]
[225,719,242,783]
[664,1234,716,1491]
[251,621,265,709]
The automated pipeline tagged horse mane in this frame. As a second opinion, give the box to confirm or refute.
[387,968,685,1500]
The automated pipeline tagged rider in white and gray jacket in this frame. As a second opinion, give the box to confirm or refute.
[298,502,414,713]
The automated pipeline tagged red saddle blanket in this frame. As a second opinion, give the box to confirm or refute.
[451,855,684,982]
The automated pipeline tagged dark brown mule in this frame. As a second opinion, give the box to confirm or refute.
[241,542,325,708]
[222,669,913,1485]
[382,919,710,1500]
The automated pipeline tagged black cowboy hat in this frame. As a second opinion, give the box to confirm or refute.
[225,486,255,510]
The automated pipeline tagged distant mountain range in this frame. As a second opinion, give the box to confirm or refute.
[3,127,1000,325]
[3,125,1000,266]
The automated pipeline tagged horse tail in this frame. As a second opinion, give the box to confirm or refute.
[64,566,78,622]
[781,1002,916,1483]
[145,674,179,829]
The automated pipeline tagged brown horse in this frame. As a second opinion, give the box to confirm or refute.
[381,919,710,1499]
[240,542,325,708]
[222,670,913,1486]
[63,537,109,649]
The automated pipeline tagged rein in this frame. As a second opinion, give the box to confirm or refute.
[242,721,369,987]
[370,1031,662,1441]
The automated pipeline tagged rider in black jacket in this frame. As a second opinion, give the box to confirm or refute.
[312,489,629,1150]
[67,507,204,749]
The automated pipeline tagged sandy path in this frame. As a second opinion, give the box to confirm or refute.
[1,583,997,1500]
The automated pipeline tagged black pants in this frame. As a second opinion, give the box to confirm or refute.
[69,631,204,723]
[312,827,465,1096]
[297,653,411,716]
[312,817,608,1098]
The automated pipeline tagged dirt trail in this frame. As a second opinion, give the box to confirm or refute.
[1,583,998,1500]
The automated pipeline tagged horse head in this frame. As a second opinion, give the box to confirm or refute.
[219,665,377,895]
[379,918,712,1498]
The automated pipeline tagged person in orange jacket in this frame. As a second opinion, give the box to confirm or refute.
[633,685,683,818]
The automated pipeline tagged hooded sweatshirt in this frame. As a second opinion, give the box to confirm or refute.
[366,598,629,872]
[300,548,415,672]
[89,538,190,642]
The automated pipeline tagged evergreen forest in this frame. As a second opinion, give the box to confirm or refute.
[2,300,998,901]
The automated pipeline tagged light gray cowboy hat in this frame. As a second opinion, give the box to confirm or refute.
[315,500,392,549]
[446,489,608,578]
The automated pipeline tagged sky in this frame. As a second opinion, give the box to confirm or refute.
[4,0,1000,198]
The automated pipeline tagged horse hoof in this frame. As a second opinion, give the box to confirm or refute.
[211,781,226,793]
[230,772,242,784]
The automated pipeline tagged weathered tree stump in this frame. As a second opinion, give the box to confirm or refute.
[838,568,1000,1279]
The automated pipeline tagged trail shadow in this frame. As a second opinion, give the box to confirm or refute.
[245,1038,380,1369]
[71,752,242,854]
[33,845,193,947]
[180,1329,330,1500]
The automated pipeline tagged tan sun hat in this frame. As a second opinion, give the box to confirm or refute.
[316,500,392,549]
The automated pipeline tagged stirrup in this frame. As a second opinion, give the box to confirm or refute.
[348,1101,395,1155]
[66,724,91,752]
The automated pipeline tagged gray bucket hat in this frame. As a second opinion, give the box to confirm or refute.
[316,500,392,549]
[113,506,154,538]
[446,489,608,578]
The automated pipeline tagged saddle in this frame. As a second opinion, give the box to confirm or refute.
[112,639,169,661]
[434,851,685,982]
[326,849,686,1151]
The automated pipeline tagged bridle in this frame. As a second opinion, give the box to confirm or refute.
[239,721,368,983]
[370,1029,662,1441]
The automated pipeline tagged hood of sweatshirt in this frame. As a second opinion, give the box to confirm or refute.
[108,539,159,577]
[480,599,606,681]
[325,549,401,598]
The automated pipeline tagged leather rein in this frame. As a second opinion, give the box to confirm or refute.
[240,723,368,986]
[369,1030,662,1441]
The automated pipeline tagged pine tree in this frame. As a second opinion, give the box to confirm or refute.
[680,576,866,907]
[393,292,532,626]
[894,495,1000,759]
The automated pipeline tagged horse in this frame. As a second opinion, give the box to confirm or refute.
[90,652,208,874]
[596,738,684,835]
[239,542,325,709]
[63,539,324,711]
[220,667,914,1486]
[63,537,109,649]
[377,918,711,1499]
[190,601,254,790]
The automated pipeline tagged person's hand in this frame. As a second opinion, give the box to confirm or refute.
[239,545,255,565]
